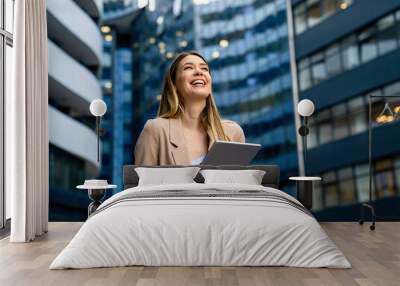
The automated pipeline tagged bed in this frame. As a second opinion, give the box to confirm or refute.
[50,165,351,269]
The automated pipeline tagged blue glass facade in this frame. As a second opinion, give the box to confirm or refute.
[194,0,297,186]
[130,0,196,129]
[292,0,400,219]
[112,48,133,192]
[100,39,114,186]
[125,0,298,192]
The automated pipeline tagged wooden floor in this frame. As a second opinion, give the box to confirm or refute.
[0,222,399,286]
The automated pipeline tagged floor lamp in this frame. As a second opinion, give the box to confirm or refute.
[297,99,315,176]
[89,99,107,163]
[359,94,400,231]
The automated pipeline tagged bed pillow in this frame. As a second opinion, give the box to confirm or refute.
[200,169,266,185]
[135,167,201,186]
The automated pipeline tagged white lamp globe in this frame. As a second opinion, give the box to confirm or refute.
[297,99,315,117]
[90,99,107,117]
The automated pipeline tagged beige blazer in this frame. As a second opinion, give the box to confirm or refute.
[134,117,245,165]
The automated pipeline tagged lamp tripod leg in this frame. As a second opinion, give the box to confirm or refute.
[359,203,376,231]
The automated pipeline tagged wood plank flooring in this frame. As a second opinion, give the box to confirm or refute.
[0,222,399,286]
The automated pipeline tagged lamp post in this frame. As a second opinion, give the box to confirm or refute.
[89,99,107,163]
[297,99,315,176]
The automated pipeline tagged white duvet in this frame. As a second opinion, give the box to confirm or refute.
[50,183,351,269]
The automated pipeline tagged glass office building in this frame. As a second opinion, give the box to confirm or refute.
[104,0,298,193]
[99,37,114,186]
[102,1,139,193]
[130,0,196,130]
[112,48,133,192]
[289,0,400,219]
[194,0,297,187]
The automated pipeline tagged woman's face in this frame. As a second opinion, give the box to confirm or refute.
[175,54,212,102]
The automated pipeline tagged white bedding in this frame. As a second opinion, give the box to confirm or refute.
[50,183,351,269]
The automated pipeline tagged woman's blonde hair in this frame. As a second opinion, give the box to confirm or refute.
[158,51,229,141]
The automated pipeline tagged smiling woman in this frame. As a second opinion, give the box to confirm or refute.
[134,51,245,166]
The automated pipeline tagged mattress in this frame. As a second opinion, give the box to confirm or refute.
[50,183,351,269]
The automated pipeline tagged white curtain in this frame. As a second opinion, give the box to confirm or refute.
[6,0,49,242]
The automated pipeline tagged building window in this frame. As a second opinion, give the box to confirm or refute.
[1,0,14,228]
[317,109,333,144]
[338,167,356,204]
[307,116,318,149]
[310,52,326,84]
[297,8,400,91]
[325,44,342,77]
[395,158,400,194]
[307,0,322,28]
[355,164,370,202]
[298,58,312,91]
[314,155,400,210]
[376,14,397,55]
[359,26,378,63]
[322,0,337,19]
[294,2,307,34]
[322,171,339,207]
[293,0,354,35]
[332,103,349,140]
[348,97,366,135]
[307,79,400,150]
[374,159,397,198]
[341,35,359,71]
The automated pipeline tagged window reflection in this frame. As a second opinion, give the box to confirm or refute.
[322,171,338,207]
[355,164,370,202]
[348,97,366,135]
[307,0,322,28]
[297,8,400,91]
[338,167,356,204]
[317,110,333,144]
[333,104,347,135]
[374,160,396,198]
[359,27,378,63]
[294,2,307,34]
[311,52,326,84]
[315,155,400,209]
[294,0,354,35]
[322,0,337,19]
[306,79,400,149]
[325,44,341,77]
[377,14,397,55]
[341,35,359,71]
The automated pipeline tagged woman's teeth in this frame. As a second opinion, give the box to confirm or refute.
[191,80,205,87]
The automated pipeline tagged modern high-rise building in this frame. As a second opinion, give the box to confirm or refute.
[130,0,196,128]
[288,0,400,219]
[102,1,196,190]
[111,48,133,191]
[47,0,104,220]
[194,0,298,188]
[101,1,142,192]
[103,0,299,194]
[99,36,114,188]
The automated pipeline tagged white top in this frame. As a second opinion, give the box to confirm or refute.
[76,184,117,190]
[191,154,206,165]
[289,176,321,181]
[77,179,117,189]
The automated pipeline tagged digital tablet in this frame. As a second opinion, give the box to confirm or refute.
[201,140,261,165]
